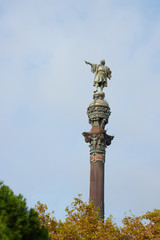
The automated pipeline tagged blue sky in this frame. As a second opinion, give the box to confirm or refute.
[0,0,160,224]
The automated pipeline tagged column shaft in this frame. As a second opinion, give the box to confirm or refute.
[90,160,104,219]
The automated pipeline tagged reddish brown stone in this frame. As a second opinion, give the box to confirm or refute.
[90,159,104,219]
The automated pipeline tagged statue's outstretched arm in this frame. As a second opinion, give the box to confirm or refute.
[85,61,92,66]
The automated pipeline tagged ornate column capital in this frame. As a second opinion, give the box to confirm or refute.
[82,92,114,162]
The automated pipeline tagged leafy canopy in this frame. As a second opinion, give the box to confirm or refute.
[35,195,160,240]
[0,181,50,240]
[1,180,159,240]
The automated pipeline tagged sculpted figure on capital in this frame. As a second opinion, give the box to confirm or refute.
[85,59,112,92]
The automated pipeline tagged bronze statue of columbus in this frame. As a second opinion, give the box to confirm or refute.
[85,59,112,92]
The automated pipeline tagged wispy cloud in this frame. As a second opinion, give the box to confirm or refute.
[0,0,160,223]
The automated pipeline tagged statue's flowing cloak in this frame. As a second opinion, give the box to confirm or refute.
[91,64,111,87]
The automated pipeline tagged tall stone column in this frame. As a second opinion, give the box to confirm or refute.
[82,92,113,219]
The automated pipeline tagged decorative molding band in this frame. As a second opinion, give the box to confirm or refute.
[90,154,105,163]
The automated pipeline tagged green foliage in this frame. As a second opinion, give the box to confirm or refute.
[0,181,50,240]
[2,180,160,239]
